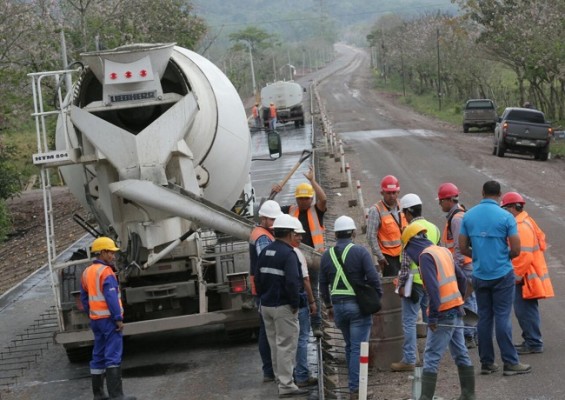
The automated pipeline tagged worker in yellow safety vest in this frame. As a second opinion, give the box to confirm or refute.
[402,223,474,400]
[501,192,554,355]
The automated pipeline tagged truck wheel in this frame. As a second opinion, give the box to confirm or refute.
[65,345,93,363]
[537,147,549,161]
[295,120,300,128]
[490,124,496,132]
[496,139,505,157]
[226,328,258,343]
[463,124,469,133]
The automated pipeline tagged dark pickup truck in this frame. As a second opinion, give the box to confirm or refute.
[493,107,553,161]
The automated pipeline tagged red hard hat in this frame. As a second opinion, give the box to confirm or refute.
[380,175,400,192]
[501,192,525,207]
[437,182,460,200]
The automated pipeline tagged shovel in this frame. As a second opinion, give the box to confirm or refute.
[267,149,313,200]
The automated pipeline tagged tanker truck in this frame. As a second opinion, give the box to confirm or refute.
[29,43,316,362]
[261,80,305,128]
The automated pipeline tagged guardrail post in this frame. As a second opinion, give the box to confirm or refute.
[358,342,369,400]
[356,180,368,233]
[347,164,357,207]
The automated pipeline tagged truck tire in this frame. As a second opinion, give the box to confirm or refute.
[65,345,93,363]
[463,124,469,133]
[295,120,300,128]
[496,139,505,157]
[537,146,550,161]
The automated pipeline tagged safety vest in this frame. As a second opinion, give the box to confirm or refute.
[407,219,440,285]
[375,200,406,257]
[513,212,554,299]
[288,205,325,251]
[81,263,123,320]
[252,106,259,118]
[421,246,463,312]
[269,105,277,118]
[249,226,275,295]
[441,207,473,266]
[329,243,356,296]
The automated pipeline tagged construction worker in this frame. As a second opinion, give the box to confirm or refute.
[273,164,326,338]
[401,223,474,400]
[500,192,554,354]
[290,217,318,388]
[80,237,136,400]
[255,214,309,398]
[367,175,407,276]
[252,103,261,128]
[391,193,440,373]
[249,200,283,382]
[269,102,277,130]
[437,182,478,349]
[320,216,382,400]
[459,180,531,376]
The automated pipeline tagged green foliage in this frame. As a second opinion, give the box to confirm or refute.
[0,139,21,199]
[0,199,11,242]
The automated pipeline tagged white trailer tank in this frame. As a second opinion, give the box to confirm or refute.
[260,80,305,127]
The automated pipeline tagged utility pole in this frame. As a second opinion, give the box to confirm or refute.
[401,46,406,97]
[248,44,257,101]
[436,28,442,112]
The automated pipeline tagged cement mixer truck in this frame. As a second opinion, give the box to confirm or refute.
[29,43,311,362]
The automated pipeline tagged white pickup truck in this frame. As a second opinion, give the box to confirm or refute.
[493,107,553,161]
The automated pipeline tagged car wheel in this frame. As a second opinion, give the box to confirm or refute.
[463,124,469,133]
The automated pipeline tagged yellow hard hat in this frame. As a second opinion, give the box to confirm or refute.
[401,223,427,246]
[295,183,314,198]
[91,237,120,253]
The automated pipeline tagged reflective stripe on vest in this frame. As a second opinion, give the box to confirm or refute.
[329,244,356,296]
[259,267,285,277]
[408,219,440,285]
[375,201,406,257]
[441,210,473,265]
[82,263,123,320]
[421,246,463,311]
[288,205,325,251]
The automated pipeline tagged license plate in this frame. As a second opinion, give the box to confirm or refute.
[517,140,534,146]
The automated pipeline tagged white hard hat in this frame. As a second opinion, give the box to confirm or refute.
[273,214,297,230]
[334,216,356,232]
[291,217,306,233]
[400,193,422,210]
[258,200,283,219]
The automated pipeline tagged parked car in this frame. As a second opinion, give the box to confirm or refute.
[462,99,498,133]
[493,107,553,161]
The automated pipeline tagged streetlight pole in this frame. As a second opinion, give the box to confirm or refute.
[436,28,442,112]
[248,44,257,101]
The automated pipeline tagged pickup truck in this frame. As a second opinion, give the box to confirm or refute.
[463,99,498,133]
[493,107,553,161]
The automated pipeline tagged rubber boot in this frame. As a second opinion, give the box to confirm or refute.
[91,374,109,400]
[106,366,136,400]
[418,371,437,400]
[457,365,476,400]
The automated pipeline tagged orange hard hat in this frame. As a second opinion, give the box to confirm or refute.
[501,192,525,207]
[437,182,460,200]
[380,175,400,192]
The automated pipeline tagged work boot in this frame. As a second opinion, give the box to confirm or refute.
[457,365,475,400]
[106,366,136,400]
[503,363,532,376]
[418,371,437,400]
[390,361,415,372]
[91,373,109,400]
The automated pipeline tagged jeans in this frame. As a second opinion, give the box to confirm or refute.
[295,306,311,382]
[423,309,472,374]
[514,284,543,349]
[400,284,427,364]
[462,267,478,338]
[308,267,322,328]
[333,299,372,392]
[257,299,274,378]
[473,270,519,366]
[269,117,277,130]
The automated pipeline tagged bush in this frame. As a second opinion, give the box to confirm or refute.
[0,200,11,242]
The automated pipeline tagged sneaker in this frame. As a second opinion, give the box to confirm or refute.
[279,388,310,398]
[465,336,477,349]
[390,361,415,372]
[515,344,543,355]
[263,375,275,383]
[296,376,318,387]
[503,363,532,376]
[480,363,500,375]
[312,325,323,338]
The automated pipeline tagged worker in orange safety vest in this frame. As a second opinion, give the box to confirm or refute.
[80,236,136,400]
[252,103,261,128]
[272,164,326,337]
[501,192,554,355]
[269,102,277,130]
[367,175,407,276]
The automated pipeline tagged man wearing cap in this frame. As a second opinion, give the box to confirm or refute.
[273,164,327,337]
[255,214,309,398]
[248,200,283,382]
[320,216,382,399]
[367,175,407,276]
[391,193,440,372]
[459,180,531,376]
[81,237,136,400]
[501,192,554,355]
[437,182,478,349]
[402,223,474,400]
